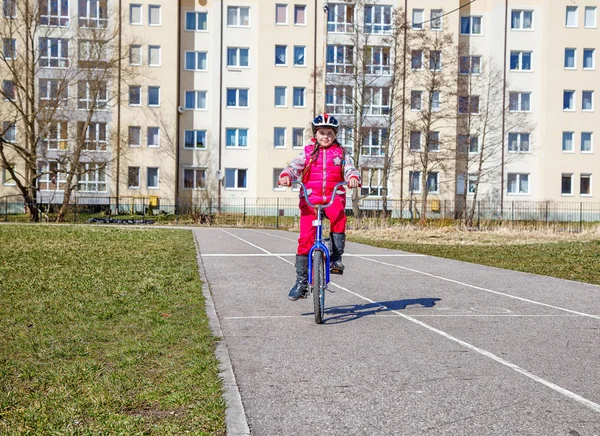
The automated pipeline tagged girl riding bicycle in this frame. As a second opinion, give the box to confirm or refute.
[278,113,361,301]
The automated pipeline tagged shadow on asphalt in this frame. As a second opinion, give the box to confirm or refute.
[302,298,442,324]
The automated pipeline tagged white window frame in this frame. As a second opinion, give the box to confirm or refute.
[148,4,161,26]
[409,170,422,193]
[561,173,574,196]
[327,45,354,74]
[77,80,108,110]
[429,50,442,71]
[227,6,250,27]
[273,167,285,191]
[225,128,249,148]
[274,127,286,148]
[363,87,390,115]
[581,132,593,153]
[293,45,306,67]
[129,126,141,147]
[183,129,207,149]
[327,3,354,33]
[227,47,249,68]
[79,122,108,152]
[460,16,482,35]
[563,90,575,111]
[275,44,287,66]
[43,121,68,150]
[459,55,481,75]
[411,50,423,70]
[580,174,592,196]
[185,11,208,31]
[584,6,597,28]
[130,4,142,25]
[428,131,440,152]
[40,38,69,68]
[147,167,159,190]
[39,78,68,107]
[364,5,392,34]
[582,90,594,111]
[410,131,422,151]
[185,90,207,110]
[427,172,439,193]
[226,88,249,108]
[39,161,67,191]
[185,51,207,71]
[3,38,15,60]
[40,0,69,26]
[224,168,248,190]
[147,126,160,147]
[412,9,424,30]
[293,87,305,108]
[148,45,161,67]
[77,163,107,192]
[510,51,532,71]
[129,45,141,65]
[274,86,287,107]
[361,127,387,156]
[431,9,443,31]
[508,132,530,153]
[366,46,390,75]
[127,166,140,189]
[507,173,530,195]
[562,131,575,153]
[294,5,306,26]
[4,0,16,19]
[148,86,160,107]
[564,48,576,69]
[325,85,353,115]
[78,0,108,28]
[361,168,384,197]
[275,3,287,25]
[129,85,141,106]
[511,9,533,30]
[411,90,422,111]
[566,6,578,28]
[583,48,595,70]
[292,127,304,148]
[458,95,480,114]
[509,92,531,112]
[183,167,207,190]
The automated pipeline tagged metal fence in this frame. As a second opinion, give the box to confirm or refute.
[2,194,600,232]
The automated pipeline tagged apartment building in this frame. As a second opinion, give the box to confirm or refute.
[1,0,598,209]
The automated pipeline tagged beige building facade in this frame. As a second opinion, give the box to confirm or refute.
[0,0,598,210]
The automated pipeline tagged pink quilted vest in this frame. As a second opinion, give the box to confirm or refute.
[302,141,346,205]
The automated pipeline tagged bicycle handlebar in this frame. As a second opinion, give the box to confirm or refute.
[292,180,348,209]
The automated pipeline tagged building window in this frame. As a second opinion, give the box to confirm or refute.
[411,90,422,111]
[3,38,15,60]
[227,47,249,67]
[459,55,481,74]
[79,0,108,28]
[274,127,286,148]
[274,86,287,107]
[43,121,68,150]
[580,174,592,196]
[581,132,593,153]
[39,162,67,191]
[410,131,421,151]
[129,126,141,147]
[361,168,384,197]
[458,95,479,114]
[292,128,304,147]
[129,85,141,106]
[185,91,207,110]
[325,85,353,115]
[364,87,390,115]
[2,121,16,142]
[148,5,160,25]
[468,174,477,193]
[460,16,482,35]
[584,6,597,28]
[563,90,575,111]
[148,45,160,66]
[508,133,530,152]
[561,173,574,195]
[293,87,305,107]
[361,128,386,156]
[429,50,442,71]
[3,80,15,100]
[185,12,207,31]
[127,167,140,189]
[566,6,578,28]
[77,163,107,192]
[275,45,287,65]
[147,167,159,189]
[327,3,354,33]
[39,78,68,108]
[430,91,440,112]
[227,6,250,27]
[507,173,529,194]
[225,128,248,147]
[510,51,532,71]
[293,46,305,66]
[409,170,421,193]
[364,5,391,34]
[273,168,285,190]
[185,51,207,71]
[2,164,16,186]
[184,130,206,149]
[78,122,108,151]
[147,126,159,147]
[509,92,531,112]
[564,48,576,69]
[366,46,390,75]
[562,131,574,152]
[39,38,69,68]
[583,49,595,69]
[4,0,16,18]
[77,81,108,110]
[427,172,439,193]
[129,45,141,65]
[224,168,247,189]
[411,50,423,70]
[458,135,479,154]
[130,4,142,25]
[148,86,160,107]
[78,39,109,68]
[275,4,287,24]
[226,88,248,108]
[428,131,440,152]
[40,0,69,26]
[327,45,354,74]
[582,90,594,111]
[412,9,424,30]
[183,168,206,190]
[294,5,306,25]
[431,9,443,30]
[511,10,533,29]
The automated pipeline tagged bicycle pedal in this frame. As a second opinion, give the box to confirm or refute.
[330,268,344,275]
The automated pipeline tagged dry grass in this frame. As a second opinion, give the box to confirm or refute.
[347,223,600,246]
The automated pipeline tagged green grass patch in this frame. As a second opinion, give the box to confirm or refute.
[0,225,225,435]
[349,235,600,286]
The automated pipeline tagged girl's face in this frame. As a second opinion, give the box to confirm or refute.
[315,128,337,147]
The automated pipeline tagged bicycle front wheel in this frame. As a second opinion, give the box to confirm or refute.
[312,251,325,324]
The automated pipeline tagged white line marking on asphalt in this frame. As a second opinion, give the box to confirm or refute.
[223,314,587,319]
[218,229,600,414]
[202,253,424,257]
[354,256,600,321]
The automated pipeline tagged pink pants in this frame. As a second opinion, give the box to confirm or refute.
[297,195,347,255]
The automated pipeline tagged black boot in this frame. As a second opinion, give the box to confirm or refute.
[288,255,309,301]
[330,232,346,275]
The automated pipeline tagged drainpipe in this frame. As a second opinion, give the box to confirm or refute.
[218,0,224,211]
[399,0,408,207]
[500,0,508,217]
[175,0,182,209]
[312,0,318,114]
[116,0,122,209]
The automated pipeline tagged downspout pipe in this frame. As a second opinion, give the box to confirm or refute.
[175,0,182,209]
[500,0,508,217]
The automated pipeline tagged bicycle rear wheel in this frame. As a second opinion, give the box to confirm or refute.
[312,251,325,324]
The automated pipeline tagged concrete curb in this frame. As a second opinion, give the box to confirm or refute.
[192,229,251,435]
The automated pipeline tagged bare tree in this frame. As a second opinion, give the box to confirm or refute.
[405,28,458,226]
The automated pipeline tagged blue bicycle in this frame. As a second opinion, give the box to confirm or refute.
[293,180,347,324]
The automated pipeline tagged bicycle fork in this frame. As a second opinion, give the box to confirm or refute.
[307,205,331,288]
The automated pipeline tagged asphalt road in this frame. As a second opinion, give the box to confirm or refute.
[194,227,600,436]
